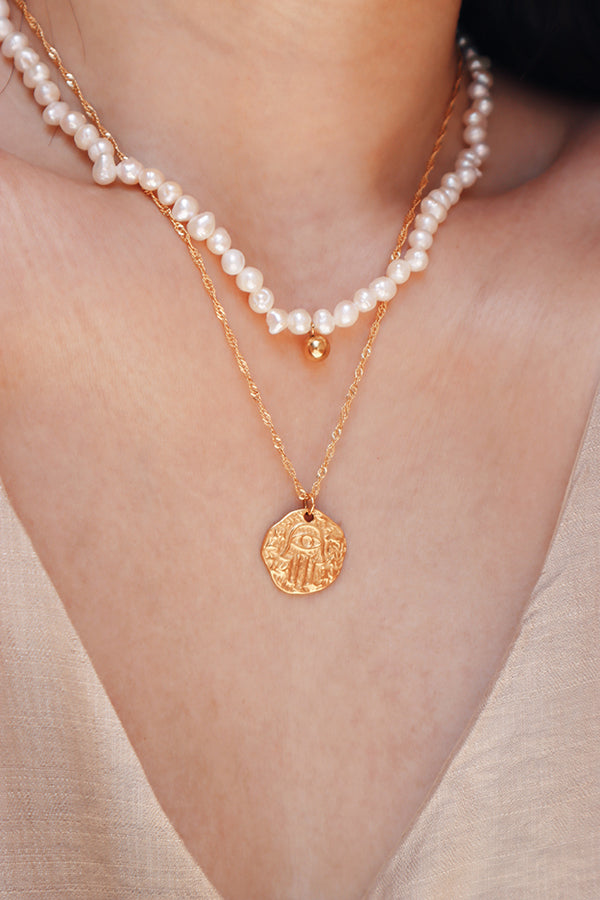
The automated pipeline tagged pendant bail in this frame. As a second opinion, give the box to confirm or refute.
[304,493,316,520]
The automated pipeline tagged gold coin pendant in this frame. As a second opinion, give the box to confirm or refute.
[261,508,346,594]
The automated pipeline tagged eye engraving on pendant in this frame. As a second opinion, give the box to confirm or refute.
[261,508,347,594]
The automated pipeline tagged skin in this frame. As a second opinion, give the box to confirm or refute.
[0,1,599,898]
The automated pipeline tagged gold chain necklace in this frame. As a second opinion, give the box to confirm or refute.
[7,0,481,594]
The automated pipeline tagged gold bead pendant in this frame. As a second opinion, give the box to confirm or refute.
[304,331,330,361]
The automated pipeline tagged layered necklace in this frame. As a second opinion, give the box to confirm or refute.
[2,0,493,594]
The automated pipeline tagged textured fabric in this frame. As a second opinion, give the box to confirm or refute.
[0,491,222,898]
[1,391,599,898]
[365,392,600,899]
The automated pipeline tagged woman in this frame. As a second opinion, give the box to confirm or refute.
[0,0,598,897]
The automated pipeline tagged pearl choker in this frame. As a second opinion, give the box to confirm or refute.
[0,2,492,360]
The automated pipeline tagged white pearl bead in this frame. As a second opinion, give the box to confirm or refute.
[386,258,411,284]
[457,148,482,167]
[457,165,479,187]
[0,18,13,41]
[457,162,482,179]
[266,308,288,335]
[429,188,452,210]
[33,79,60,107]
[475,70,493,88]
[468,81,489,101]
[0,2,10,18]
[1,30,27,57]
[473,96,493,117]
[369,276,397,302]
[116,157,143,185]
[408,228,433,251]
[421,196,447,223]
[138,167,165,191]
[206,227,231,255]
[442,186,460,205]
[334,300,359,328]
[60,110,87,135]
[414,212,438,234]
[13,46,39,72]
[171,194,199,222]
[42,100,69,127]
[404,249,429,272]
[471,142,490,162]
[88,138,114,162]
[462,108,485,127]
[441,172,463,193]
[157,180,182,206]
[23,61,50,88]
[464,124,486,145]
[74,123,99,150]
[249,287,275,314]
[287,308,312,335]
[313,308,335,334]
[221,248,245,276]
[457,162,482,183]
[236,266,264,293]
[92,153,117,186]
[353,287,377,312]
[187,211,216,241]
[468,56,488,71]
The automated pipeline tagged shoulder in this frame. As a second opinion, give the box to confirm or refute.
[545,110,600,284]
[0,150,77,315]
[484,76,600,208]
[545,110,600,299]
[480,80,600,286]
[0,144,106,422]
[0,48,93,263]
[458,81,600,389]
[549,109,600,223]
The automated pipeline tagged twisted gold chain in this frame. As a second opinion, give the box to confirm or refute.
[15,0,462,507]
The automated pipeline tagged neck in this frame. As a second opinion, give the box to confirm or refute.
[28,0,462,292]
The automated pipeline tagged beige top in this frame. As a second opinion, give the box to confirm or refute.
[1,387,599,899]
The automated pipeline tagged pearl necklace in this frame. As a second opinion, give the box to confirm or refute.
[2,0,494,594]
[0,2,492,360]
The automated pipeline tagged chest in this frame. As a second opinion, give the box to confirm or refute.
[2,201,599,899]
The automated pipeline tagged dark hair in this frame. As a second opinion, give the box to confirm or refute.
[459,0,600,101]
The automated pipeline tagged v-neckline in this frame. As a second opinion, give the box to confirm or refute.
[2,378,600,900]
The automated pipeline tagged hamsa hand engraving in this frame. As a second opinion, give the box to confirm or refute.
[261,508,346,594]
